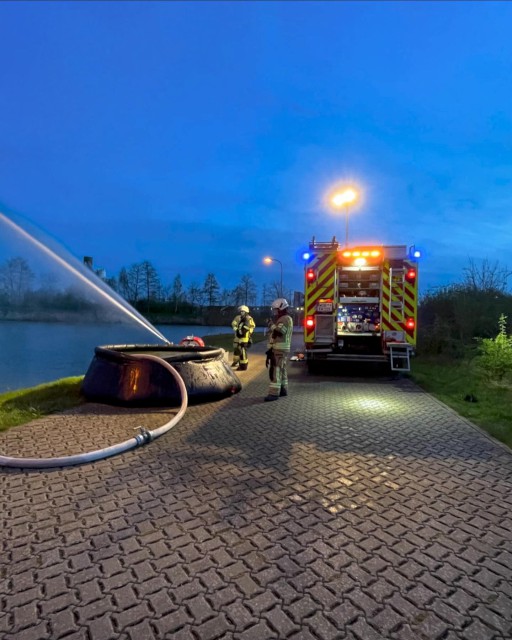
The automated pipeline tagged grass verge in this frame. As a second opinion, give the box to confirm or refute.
[0,377,85,432]
[410,355,512,449]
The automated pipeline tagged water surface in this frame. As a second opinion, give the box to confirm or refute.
[0,321,233,393]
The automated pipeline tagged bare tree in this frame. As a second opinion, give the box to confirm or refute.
[123,263,145,304]
[203,273,220,307]
[140,260,161,311]
[233,274,257,306]
[170,274,184,312]
[268,281,282,300]
[118,267,130,300]
[219,288,234,306]
[118,260,161,307]
[187,281,203,307]
[463,258,512,293]
[0,257,34,304]
[104,276,118,292]
[261,283,273,307]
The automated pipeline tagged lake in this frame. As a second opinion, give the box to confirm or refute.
[0,321,236,393]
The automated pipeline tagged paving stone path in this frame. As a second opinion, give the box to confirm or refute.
[1,339,512,640]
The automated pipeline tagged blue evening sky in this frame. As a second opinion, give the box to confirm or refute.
[1,1,511,297]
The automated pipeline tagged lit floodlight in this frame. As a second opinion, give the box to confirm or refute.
[332,188,358,208]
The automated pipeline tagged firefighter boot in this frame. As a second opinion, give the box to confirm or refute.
[238,363,248,371]
[264,395,279,402]
[280,387,288,397]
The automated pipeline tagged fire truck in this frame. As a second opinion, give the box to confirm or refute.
[303,238,420,372]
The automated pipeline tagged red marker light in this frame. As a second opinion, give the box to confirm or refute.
[405,268,417,283]
[406,318,415,330]
[306,269,316,282]
[305,316,315,328]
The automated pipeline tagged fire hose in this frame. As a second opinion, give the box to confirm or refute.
[0,354,188,469]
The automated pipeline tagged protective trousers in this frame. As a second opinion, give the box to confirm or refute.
[267,350,288,397]
[233,341,249,368]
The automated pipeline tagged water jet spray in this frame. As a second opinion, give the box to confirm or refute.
[0,211,171,344]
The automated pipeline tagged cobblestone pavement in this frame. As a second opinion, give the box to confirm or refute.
[1,339,512,640]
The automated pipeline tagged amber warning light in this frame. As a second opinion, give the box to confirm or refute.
[341,248,381,259]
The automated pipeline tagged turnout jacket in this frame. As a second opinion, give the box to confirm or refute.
[268,313,293,352]
[231,314,256,343]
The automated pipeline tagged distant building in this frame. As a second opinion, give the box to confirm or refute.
[83,256,107,280]
[293,291,304,307]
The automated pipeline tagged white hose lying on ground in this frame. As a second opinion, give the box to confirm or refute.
[0,354,188,469]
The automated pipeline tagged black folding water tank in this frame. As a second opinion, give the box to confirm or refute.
[82,344,241,406]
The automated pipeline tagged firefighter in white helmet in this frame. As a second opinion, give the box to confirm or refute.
[264,298,293,401]
[231,305,256,370]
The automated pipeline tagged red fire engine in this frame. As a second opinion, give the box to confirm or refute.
[303,238,420,372]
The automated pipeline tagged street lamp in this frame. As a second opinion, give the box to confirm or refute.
[331,188,358,247]
[263,256,283,297]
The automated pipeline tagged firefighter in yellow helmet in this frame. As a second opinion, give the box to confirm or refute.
[264,298,293,401]
[231,305,256,371]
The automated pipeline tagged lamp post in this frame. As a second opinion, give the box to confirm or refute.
[263,257,283,297]
[332,188,358,246]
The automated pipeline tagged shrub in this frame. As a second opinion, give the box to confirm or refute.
[477,314,512,382]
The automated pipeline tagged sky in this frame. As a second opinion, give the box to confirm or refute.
[1,0,511,299]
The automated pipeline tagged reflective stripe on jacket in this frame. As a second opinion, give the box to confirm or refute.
[268,313,293,352]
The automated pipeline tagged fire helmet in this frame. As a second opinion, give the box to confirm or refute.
[271,298,289,311]
[179,335,205,347]
[238,305,250,313]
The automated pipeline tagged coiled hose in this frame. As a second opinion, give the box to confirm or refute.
[0,354,188,469]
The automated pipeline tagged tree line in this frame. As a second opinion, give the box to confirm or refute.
[2,253,511,345]
[0,256,294,323]
[418,258,512,355]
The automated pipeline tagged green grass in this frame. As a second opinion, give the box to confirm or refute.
[410,355,512,448]
[0,377,85,431]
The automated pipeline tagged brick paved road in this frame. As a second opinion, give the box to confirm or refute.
[1,341,512,639]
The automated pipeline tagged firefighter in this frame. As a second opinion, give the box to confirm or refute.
[264,298,293,401]
[231,305,256,371]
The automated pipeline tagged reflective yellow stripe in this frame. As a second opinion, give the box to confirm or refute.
[403,259,418,346]
[304,252,336,342]
[381,261,395,331]
[382,260,418,345]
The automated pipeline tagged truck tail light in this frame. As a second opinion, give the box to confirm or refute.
[306,268,316,283]
[405,268,417,283]
[305,316,315,329]
[405,317,415,330]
